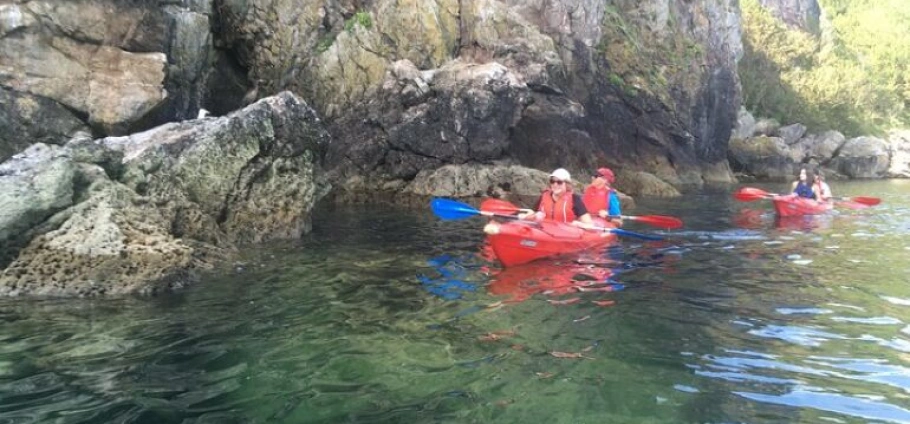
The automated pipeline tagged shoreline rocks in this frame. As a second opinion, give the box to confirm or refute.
[728,109,909,180]
[0,92,329,297]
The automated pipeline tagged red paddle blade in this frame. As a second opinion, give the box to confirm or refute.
[836,200,870,210]
[848,196,881,206]
[734,191,768,202]
[480,198,529,214]
[738,187,776,197]
[629,215,683,229]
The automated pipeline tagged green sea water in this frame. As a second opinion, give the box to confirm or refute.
[1,180,909,423]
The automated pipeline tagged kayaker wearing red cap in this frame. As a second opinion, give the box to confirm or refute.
[518,168,595,226]
[583,167,622,226]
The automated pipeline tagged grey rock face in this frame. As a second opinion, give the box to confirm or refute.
[406,163,549,198]
[753,118,781,137]
[329,60,532,181]
[0,88,90,162]
[728,125,900,181]
[404,162,638,207]
[728,135,799,180]
[109,92,331,246]
[888,131,910,178]
[0,144,75,262]
[779,123,807,145]
[0,92,329,297]
[614,171,682,198]
[733,107,757,141]
[0,0,218,154]
[0,182,196,297]
[216,0,743,192]
[829,136,891,178]
[797,130,846,164]
[758,0,821,32]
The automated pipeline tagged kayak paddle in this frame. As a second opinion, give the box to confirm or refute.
[480,198,683,229]
[432,198,663,241]
[480,198,534,215]
[830,195,881,206]
[734,187,881,206]
[734,187,777,201]
[431,198,513,220]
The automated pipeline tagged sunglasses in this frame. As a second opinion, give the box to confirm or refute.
[549,179,566,185]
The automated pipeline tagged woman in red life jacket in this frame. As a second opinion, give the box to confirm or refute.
[583,167,622,226]
[518,168,594,226]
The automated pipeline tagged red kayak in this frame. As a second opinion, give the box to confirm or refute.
[484,219,617,267]
[772,195,834,217]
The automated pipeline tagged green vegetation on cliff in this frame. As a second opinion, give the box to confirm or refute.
[596,5,705,105]
[739,0,910,136]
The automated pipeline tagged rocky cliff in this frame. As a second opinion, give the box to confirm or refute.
[217,0,743,193]
[3,0,744,197]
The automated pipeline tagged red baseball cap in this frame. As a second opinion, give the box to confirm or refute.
[596,167,615,183]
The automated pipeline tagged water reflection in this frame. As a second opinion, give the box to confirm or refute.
[485,259,618,303]
[1,181,908,423]
[730,208,836,231]
[419,240,682,304]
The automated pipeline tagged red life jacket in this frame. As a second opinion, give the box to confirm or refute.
[582,185,608,213]
[540,190,576,223]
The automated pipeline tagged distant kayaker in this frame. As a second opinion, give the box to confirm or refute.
[583,167,622,226]
[519,168,595,226]
[790,168,815,199]
[812,171,832,201]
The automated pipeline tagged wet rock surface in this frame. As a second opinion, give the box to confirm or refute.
[0,92,328,297]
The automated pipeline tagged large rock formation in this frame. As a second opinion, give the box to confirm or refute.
[0,0,231,161]
[0,92,329,297]
[215,0,743,196]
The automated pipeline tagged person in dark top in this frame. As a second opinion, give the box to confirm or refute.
[790,168,815,199]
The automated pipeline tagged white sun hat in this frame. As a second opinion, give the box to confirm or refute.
[548,168,571,182]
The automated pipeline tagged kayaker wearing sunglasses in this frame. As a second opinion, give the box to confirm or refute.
[518,168,595,226]
[583,167,622,226]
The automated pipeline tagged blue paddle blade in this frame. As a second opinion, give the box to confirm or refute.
[609,228,663,241]
[431,198,482,221]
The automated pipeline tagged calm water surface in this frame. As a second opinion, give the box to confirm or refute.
[2,181,909,423]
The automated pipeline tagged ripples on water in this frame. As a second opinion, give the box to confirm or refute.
[1,181,909,423]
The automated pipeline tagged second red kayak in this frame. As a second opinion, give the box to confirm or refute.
[772,195,833,217]
[484,219,617,267]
